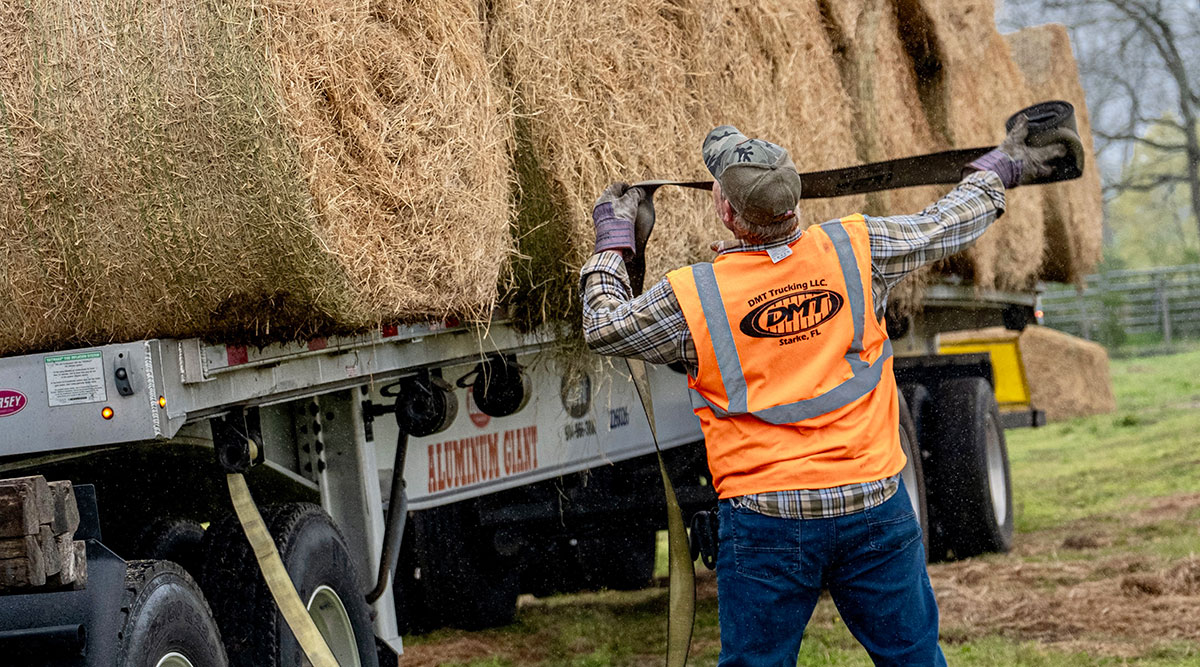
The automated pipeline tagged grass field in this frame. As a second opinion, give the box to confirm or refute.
[401,344,1200,666]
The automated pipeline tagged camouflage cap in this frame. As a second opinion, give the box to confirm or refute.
[702,125,802,226]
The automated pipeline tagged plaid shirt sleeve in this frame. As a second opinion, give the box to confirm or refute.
[864,170,1007,294]
[579,251,696,367]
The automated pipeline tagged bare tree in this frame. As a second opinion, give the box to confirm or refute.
[1002,0,1200,242]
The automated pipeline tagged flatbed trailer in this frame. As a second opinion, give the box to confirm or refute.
[0,282,1036,665]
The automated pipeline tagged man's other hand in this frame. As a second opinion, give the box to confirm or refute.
[592,182,644,257]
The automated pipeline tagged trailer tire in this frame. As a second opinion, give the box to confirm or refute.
[576,528,657,591]
[520,533,583,598]
[899,383,931,447]
[201,503,378,667]
[897,392,930,557]
[116,560,228,667]
[411,503,520,631]
[135,518,206,580]
[392,519,433,635]
[926,377,1014,559]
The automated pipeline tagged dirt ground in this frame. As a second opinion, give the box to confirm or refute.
[930,493,1200,658]
[399,493,1200,665]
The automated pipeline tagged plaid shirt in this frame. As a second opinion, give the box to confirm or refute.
[580,171,1006,518]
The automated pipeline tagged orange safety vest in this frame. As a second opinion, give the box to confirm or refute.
[666,215,904,498]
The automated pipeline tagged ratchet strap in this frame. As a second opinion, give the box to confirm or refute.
[634,100,1084,199]
[627,358,695,667]
[227,473,340,667]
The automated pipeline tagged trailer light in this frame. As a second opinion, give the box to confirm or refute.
[158,396,167,408]
[1034,308,1044,320]
[101,406,114,420]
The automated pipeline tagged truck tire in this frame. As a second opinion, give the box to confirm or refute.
[410,503,520,631]
[116,560,228,667]
[521,525,656,597]
[392,519,434,635]
[897,392,930,556]
[925,377,1014,559]
[200,503,378,667]
[899,383,931,447]
[575,528,657,591]
[135,518,206,581]
[519,533,583,598]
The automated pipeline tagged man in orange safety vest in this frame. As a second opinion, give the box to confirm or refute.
[581,117,1063,665]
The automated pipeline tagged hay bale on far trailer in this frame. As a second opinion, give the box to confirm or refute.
[1017,325,1115,421]
[0,0,511,356]
[942,325,1116,421]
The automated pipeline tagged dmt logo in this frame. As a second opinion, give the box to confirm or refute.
[0,389,27,418]
[739,290,844,338]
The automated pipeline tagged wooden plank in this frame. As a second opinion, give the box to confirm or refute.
[48,481,80,536]
[70,541,87,590]
[0,548,47,589]
[40,525,61,576]
[49,533,74,583]
[0,478,45,537]
[48,540,86,589]
[0,534,38,560]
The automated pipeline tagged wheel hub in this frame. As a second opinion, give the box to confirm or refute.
[307,585,361,667]
[155,653,195,667]
[985,414,1008,527]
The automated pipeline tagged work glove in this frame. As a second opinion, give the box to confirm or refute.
[592,182,644,257]
[966,114,1068,188]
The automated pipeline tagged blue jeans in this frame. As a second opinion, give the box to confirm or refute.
[716,479,946,666]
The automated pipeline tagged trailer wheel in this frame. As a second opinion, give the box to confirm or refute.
[576,528,657,591]
[899,383,931,448]
[116,560,228,667]
[897,391,930,556]
[135,518,206,580]
[411,503,520,631]
[519,533,584,598]
[926,377,1014,559]
[200,503,378,667]
[392,519,433,635]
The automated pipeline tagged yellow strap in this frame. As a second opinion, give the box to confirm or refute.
[627,359,695,667]
[227,474,340,667]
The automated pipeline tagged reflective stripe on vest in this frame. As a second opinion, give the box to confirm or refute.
[686,219,893,425]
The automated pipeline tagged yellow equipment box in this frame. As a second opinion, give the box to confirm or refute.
[938,331,1032,414]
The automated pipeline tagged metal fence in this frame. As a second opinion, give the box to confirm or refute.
[1041,264,1200,343]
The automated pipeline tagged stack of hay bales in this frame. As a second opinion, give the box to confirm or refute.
[0,0,510,355]
[0,0,1103,355]
[497,1,1099,321]
[942,325,1116,421]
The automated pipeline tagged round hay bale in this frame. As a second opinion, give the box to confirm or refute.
[0,0,511,355]
[1017,325,1115,421]
[910,0,1045,293]
[941,325,1115,422]
[488,0,864,328]
[1005,24,1104,285]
